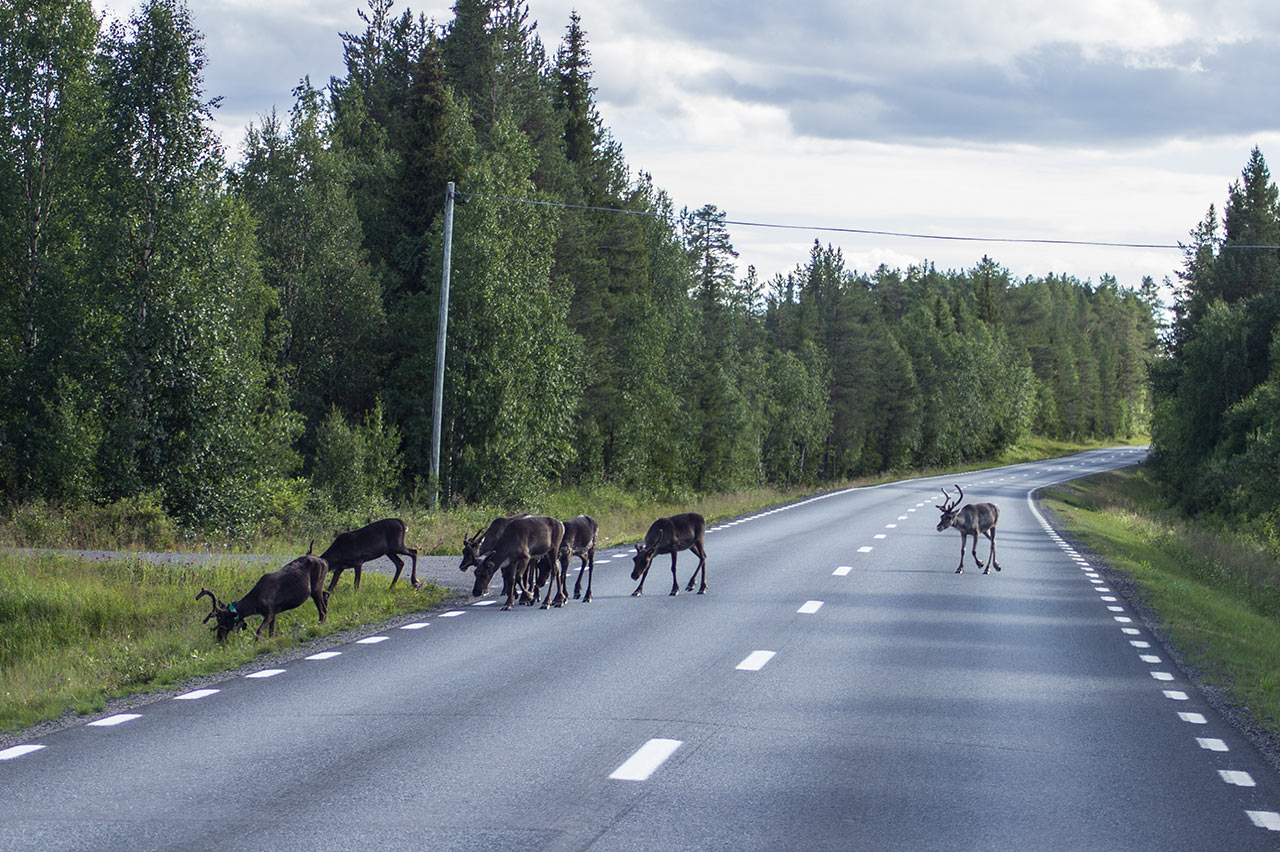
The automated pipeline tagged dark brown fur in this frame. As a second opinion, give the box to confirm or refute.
[630,512,707,596]
[197,554,329,641]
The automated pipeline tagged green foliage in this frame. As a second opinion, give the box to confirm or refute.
[1150,148,1280,543]
[0,0,1160,529]
[311,401,404,517]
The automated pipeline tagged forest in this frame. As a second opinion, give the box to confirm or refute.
[2,0,1162,535]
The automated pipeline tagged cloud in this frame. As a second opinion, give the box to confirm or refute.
[584,1,1280,148]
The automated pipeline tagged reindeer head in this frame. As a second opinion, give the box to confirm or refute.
[458,527,486,572]
[631,543,656,581]
[471,553,502,597]
[936,484,964,531]
[196,588,243,642]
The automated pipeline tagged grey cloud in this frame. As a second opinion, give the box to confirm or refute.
[693,37,1280,147]
[619,1,1280,147]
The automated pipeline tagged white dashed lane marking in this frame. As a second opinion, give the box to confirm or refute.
[1197,737,1230,752]
[88,714,141,727]
[245,669,285,679]
[400,622,429,630]
[0,745,44,760]
[1248,811,1280,831]
[1164,690,1190,701]
[306,651,341,661]
[356,636,389,644]
[174,689,220,700]
[797,601,824,614]
[610,738,682,781]
[1178,712,1208,724]
[1220,770,1256,787]
[833,565,853,576]
[736,651,777,671]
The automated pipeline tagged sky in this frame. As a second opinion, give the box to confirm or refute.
[97,0,1280,299]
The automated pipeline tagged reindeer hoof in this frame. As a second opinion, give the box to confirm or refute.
[697,586,707,595]
[631,589,643,597]
[955,567,964,574]
[582,592,592,603]
[501,604,513,611]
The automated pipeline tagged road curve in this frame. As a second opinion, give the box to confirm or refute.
[2,447,1278,851]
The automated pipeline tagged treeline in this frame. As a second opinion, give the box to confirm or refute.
[1150,148,1280,542]
[0,0,1157,532]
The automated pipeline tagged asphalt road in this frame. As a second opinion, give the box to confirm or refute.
[3,447,1279,851]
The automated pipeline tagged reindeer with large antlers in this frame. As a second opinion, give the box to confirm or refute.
[197,554,329,641]
[935,484,1001,574]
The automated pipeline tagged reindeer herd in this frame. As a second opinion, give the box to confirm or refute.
[196,484,1000,639]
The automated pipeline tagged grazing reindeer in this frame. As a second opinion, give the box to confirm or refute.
[197,554,329,641]
[532,515,599,602]
[460,514,532,600]
[631,512,707,596]
[472,515,566,610]
[564,515,599,602]
[936,484,1001,574]
[322,518,419,592]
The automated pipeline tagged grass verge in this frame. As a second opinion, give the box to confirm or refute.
[0,551,446,734]
[1039,468,1280,745]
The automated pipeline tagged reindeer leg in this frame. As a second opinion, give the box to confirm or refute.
[987,528,1000,574]
[326,566,344,593]
[501,563,518,610]
[972,531,984,569]
[406,546,420,589]
[689,543,708,594]
[581,552,594,603]
[668,552,680,596]
[555,554,569,607]
[352,564,362,591]
[956,534,965,573]
[573,555,586,599]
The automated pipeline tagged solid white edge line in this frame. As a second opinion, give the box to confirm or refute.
[610,738,683,781]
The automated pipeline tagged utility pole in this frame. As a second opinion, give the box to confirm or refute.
[430,182,455,507]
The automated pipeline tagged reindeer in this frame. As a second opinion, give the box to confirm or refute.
[471,515,566,610]
[460,514,532,600]
[197,554,329,641]
[531,515,599,602]
[935,484,1001,574]
[321,518,419,592]
[631,512,707,596]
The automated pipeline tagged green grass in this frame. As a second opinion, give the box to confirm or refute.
[0,551,446,733]
[1040,469,1280,739]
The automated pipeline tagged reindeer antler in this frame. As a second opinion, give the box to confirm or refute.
[953,483,964,505]
[196,588,222,623]
[937,487,954,511]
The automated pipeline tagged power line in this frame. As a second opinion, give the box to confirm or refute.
[461,190,1280,252]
